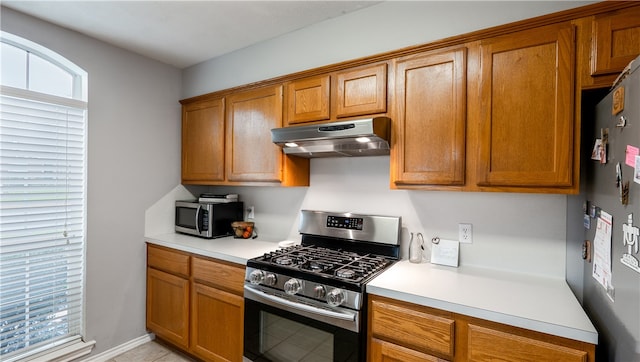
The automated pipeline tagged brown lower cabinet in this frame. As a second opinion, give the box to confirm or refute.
[368,295,596,362]
[146,243,245,362]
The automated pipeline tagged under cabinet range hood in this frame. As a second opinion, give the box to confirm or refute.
[271,117,391,158]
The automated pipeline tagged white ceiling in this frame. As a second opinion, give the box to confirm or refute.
[2,1,381,69]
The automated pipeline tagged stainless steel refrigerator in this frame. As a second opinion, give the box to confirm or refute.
[582,55,640,362]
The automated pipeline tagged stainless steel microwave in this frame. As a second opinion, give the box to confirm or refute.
[175,201,243,238]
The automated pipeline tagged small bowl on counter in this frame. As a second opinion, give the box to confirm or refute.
[231,221,256,239]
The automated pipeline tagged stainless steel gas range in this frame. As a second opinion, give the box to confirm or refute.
[243,210,401,362]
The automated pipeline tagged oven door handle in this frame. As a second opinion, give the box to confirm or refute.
[244,285,356,322]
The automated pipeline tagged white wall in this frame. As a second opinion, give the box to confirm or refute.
[182,1,595,98]
[1,7,182,357]
[212,157,568,277]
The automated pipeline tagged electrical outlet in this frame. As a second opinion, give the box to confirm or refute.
[459,223,472,243]
[247,206,255,219]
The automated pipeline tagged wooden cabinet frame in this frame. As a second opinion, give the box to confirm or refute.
[181,98,225,183]
[475,23,576,190]
[146,244,246,362]
[285,75,330,124]
[333,62,388,119]
[179,3,640,193]
[368,295,596,362]
[591,6,640,76]
[392,48,466,188]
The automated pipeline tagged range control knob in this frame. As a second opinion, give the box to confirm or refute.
[249,270,264,285]
[284,278,302,295]
[313,285,326,299]
[264,273,278,286]
[327,288,346,307]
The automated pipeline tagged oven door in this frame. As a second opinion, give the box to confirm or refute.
[244,285,362,362]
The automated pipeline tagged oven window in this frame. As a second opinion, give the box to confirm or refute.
[259,311,333,362]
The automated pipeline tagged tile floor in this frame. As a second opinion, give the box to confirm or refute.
[107,341,196,362]
[111,317,334,362]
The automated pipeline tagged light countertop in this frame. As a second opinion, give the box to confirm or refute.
[367,261,598,344]
[145,233,597,345]
[145,232,281,264]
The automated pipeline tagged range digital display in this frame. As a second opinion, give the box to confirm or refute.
[326,215,363,230]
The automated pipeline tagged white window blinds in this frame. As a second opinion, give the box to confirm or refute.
[0,88,87,360]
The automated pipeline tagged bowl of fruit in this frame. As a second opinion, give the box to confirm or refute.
[231,221,255,239]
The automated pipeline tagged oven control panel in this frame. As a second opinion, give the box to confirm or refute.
[326,216,363,230]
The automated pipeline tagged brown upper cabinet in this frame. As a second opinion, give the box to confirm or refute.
[180,3,639,191]
[284,75,330,125]
[226,86,284,183]
[181,85,309,186]
[333,62,388,119]
[576,5,640,89]
[181,98,225,183]
[391,48,467,189]
[283,62,389,126]
[591,6,640,76]
[226,85,308,185]
[475,22,577,192]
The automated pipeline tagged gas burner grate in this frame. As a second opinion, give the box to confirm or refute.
[256,244,391,284]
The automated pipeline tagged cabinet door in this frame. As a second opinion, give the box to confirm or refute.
[334,63,387,118]
[591,6,640,76]
[191,282,244,362]
[182,98,225,183]
[369,338,445,362]
[476,23,575,189]
[226,86,283,182]
[146,268,189,350]
[393,48,466,187]
[285,75,330,125]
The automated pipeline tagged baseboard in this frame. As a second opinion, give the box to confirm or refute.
[79,333,155,362]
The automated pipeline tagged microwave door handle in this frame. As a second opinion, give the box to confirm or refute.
[195,205,202,234]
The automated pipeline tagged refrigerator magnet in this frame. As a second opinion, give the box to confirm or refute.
[625,145,639,167]
[612,86,624,115]
[621,214,640,274]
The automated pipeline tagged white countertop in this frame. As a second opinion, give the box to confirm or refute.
[145,232,282,264]
[367,261,598,344]
[145,233,597,345]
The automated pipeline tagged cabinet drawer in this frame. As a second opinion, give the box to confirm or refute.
[192,256,245,295]
[467,324,588,362]
[147,244,190,278]
[369,338,446,362]
[370,297,455,359]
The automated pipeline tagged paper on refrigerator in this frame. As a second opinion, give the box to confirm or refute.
[592,210,613,296]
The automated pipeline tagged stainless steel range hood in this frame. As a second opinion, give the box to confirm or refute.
[271,117,391,158]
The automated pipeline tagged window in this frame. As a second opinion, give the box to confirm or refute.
[1,32,93,361]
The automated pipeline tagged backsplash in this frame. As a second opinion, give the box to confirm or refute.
[145,156,568,278]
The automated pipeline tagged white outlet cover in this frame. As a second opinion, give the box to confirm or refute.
[459,223,472,244]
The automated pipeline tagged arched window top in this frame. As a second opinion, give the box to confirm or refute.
[1,31,87,101]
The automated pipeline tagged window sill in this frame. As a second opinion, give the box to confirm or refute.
[17,338,96,362]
